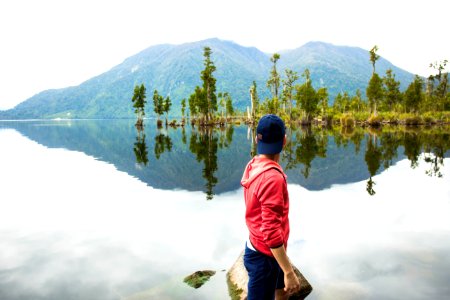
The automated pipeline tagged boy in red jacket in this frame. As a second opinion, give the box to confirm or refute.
[241,114,300,300]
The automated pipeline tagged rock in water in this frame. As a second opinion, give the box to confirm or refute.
[183,270,216,289]
[226,251,313,300]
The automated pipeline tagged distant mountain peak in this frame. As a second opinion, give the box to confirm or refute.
[0,39,415,119]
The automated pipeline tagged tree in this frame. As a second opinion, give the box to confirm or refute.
[296,69,318,121]
[282,69,299,118]
[369,45,380,74]
[316,87,329,117]
[249,81,259,120]
[163,96,171,124]
[218,92,229,118]
[188,92,198,119]
[225,94,234,118]
[365,134,382,196]
[267,53,281,99]
[382,69,402,111]
[404,75,424,113]
[131,84,147,127]
[181,98,186,120]
[366,72,383,115]
[200,47,217,121]
[428,60,449,111]
[350,89,365,112]
[152,90,164,121]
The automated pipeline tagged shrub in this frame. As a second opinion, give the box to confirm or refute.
[380,112,399,124]
[354,112,370,123]
[367,114,383,126]
[404,115,423,125]
[340,114,355,127]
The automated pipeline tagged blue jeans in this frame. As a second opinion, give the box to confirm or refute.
[244,243,284,300]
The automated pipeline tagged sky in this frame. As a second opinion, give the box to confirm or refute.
[0,0,449,110]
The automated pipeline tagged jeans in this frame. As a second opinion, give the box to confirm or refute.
[243,243,284,300]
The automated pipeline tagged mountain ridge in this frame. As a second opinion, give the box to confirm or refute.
[0,38,415,119]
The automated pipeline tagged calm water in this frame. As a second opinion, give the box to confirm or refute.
[0,120,449,300]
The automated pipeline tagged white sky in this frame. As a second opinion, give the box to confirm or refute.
[0,0,449,110]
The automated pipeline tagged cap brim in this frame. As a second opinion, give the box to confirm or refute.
[257,140,284,155]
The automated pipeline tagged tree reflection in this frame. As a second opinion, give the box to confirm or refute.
[365,133,382,196]
[133,128,149,166]
[285,127,327,179]
[403,131,421,168]
[422,130,450,177]
[380,131,401,169]
[154,131,173,159]
[189,127,221,200]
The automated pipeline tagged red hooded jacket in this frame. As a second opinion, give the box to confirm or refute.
[241,156,290,257]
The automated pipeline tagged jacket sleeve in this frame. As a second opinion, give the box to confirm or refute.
[257,171,285,248]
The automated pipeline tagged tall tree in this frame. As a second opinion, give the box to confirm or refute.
[152,89,164,121]
[188,92,198,119]
[369,45,380,74]
[350,89,365,112]
[200,47,217,121]
[163,96,172,124]
[316,87,329,117]
[249,81,259,120]
[428,60,449,111]
[296,69,319,121]
[366,73,383,115]
[131,84,147,127]
[282,69,299,118]
[181,98,186,120]
[404,75,424,113]
[267,53,281,99]
[382,69,402,111]
[225,94,234,118]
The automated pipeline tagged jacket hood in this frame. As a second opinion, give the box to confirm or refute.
[241,156,285,188]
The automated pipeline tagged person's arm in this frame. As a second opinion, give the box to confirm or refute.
[271,245,300,295]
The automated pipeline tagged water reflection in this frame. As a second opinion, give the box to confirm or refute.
[1,124,450,300]
[1,120,449,199]
[154,131,173,159]
[133,128,149,166]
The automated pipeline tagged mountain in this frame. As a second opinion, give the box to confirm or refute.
[0,38,415,119]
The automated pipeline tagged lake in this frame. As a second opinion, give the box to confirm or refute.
[0,119,449,300]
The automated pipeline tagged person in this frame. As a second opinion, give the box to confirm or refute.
[241,114,300,300]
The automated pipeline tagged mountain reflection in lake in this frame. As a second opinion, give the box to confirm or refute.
[0,120,449,300]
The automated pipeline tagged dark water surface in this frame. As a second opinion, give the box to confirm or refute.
[0,120,449,300]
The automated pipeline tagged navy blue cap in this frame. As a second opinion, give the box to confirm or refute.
[256,114,286,155]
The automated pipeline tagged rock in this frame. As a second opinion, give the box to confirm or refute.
[183,270,216,289]
[226,251,313,300]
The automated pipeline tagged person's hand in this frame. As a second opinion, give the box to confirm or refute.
[284,270,300,295]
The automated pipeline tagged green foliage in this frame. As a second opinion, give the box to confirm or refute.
[267,53,281,99]
[317,87,329,117]
[340,113,355,127]
[282,69,299,117]
[152,90,165,120]
[369,45,380,73]
[249,81,259,119]
[379,111,399,124]
[367,114,383,126]
[404,75,424,113]
[225,94,234,117]
[382,69,402,111]
[366,73,383,114]
[183,270,216,289]
[200,47,218,120]
[164,96,172,123]
[296,69,319,121]
[181,98,186,118]
[131,84,147,122]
